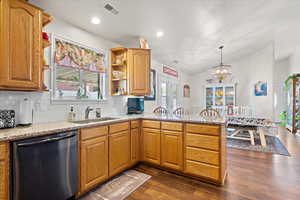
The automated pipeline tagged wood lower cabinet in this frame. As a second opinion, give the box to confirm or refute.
[0,143,9,200]
[109,130,130,177]
[0,0,47,90]
[143,128,161,165]
[131,127,140,165]
[184,123,227,185]
[80,135,109,193]
[161,130,183,171]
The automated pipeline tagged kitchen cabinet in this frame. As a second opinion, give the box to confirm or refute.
[110,47,150,96]
[109,130,130,177]
[142,128,161,165]
[131,127,140,165]
[184,123,227,185]
[80,135,109,193]
[0,0,52,91]
[128,48,150,96]
[161,130,183,171]
[0,143,9,200]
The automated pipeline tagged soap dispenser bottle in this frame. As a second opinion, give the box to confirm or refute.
[68,105,76,121]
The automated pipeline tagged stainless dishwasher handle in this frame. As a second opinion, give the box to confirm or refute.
[17,133,76,147]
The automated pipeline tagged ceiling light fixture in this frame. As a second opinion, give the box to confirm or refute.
[156,31,164,38]
[91,17,101,25]
[212,46,232,83]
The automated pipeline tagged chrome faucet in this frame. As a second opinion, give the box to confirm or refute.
[85,106,93,120]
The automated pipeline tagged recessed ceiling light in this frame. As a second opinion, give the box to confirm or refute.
[91,17,101,25]
[156,31,164,38]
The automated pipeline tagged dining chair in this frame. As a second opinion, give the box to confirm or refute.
[199,108,221,119]
[173,107,185,115]
[153,106,168,114]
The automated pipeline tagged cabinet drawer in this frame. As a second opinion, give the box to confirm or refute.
[142,128,160,134]
[0,143,7,160]
[161,121,183,131]
[186,160,219,180]
[186,124,220,136]
[109,122,129,134]
[186,133,219,151]
[81,126,108,140]
[131,120,140,129]
[142,120,160,129]
[186,147,219,165]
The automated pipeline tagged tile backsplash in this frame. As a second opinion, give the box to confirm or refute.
[0,91,127,124]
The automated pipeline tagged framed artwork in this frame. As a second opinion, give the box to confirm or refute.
[254,81,267,96]
[183,84,190,97]
[145,69,156,101]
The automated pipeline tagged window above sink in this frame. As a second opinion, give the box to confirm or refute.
[50,34,108,102]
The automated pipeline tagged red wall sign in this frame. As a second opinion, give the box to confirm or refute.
[163,65,178,77]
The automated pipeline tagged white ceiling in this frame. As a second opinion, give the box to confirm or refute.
[31,0,300,74]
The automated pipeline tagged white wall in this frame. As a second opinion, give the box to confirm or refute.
[143,60,192,113]
[0,17,127,124]
[0,16,192,123]
[190,44,275,119]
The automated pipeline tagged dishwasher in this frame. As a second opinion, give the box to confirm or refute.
[11,131,78,200]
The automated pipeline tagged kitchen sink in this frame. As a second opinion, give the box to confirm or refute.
[72,117,118,124]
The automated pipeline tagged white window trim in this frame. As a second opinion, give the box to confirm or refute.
[49,34,109,104]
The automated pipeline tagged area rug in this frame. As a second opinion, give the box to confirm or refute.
[227,130,290,156]
[80,170,151,200]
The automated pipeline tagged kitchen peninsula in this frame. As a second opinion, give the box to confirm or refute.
[0,114,227,199]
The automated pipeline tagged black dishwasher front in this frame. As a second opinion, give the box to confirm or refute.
[12,131,78,200]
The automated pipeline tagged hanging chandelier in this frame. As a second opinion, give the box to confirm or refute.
[212,46,232,83]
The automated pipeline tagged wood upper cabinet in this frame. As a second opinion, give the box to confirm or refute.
[143,128,161,165]
[80,135,109,193]
[131,127,140,165]
[128,49,150,96]
[0,0,43,90]
[161,130,183,171]
[109,130,130,177]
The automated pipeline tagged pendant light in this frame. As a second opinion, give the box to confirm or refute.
[212,46,232,83]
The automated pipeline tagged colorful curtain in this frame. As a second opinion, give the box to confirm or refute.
[54,39,106,73]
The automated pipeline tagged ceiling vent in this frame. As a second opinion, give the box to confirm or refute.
[104,3,119,15]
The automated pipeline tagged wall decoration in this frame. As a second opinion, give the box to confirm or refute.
[54,37,106,73]
[145,69,156,101]
[254,81,267,96]
[163,65,178,77]
[183,84,190,97]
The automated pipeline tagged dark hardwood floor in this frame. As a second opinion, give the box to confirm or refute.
[127,128,300,200]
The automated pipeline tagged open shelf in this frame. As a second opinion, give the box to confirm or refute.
[110,47,128,96]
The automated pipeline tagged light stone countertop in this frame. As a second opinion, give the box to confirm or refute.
[0,114,226,142]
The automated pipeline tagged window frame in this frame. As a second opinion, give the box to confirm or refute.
[49,34,108,104]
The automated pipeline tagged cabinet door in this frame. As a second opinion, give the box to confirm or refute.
[128,49,150,96]
[109,131,130,177]
[161,130,183,171]
[131,128,140,165]
[81,136,108,193]
[0,0,42,90]
[0,160,8,200]
[143,128,161,165]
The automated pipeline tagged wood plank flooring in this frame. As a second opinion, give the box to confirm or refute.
[126,127,300,200]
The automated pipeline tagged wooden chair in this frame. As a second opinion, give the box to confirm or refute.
[199,108,221,120]
[153,106,168,114]
[173,107,185,116]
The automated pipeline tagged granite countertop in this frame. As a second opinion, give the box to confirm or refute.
[0,114,226,142]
